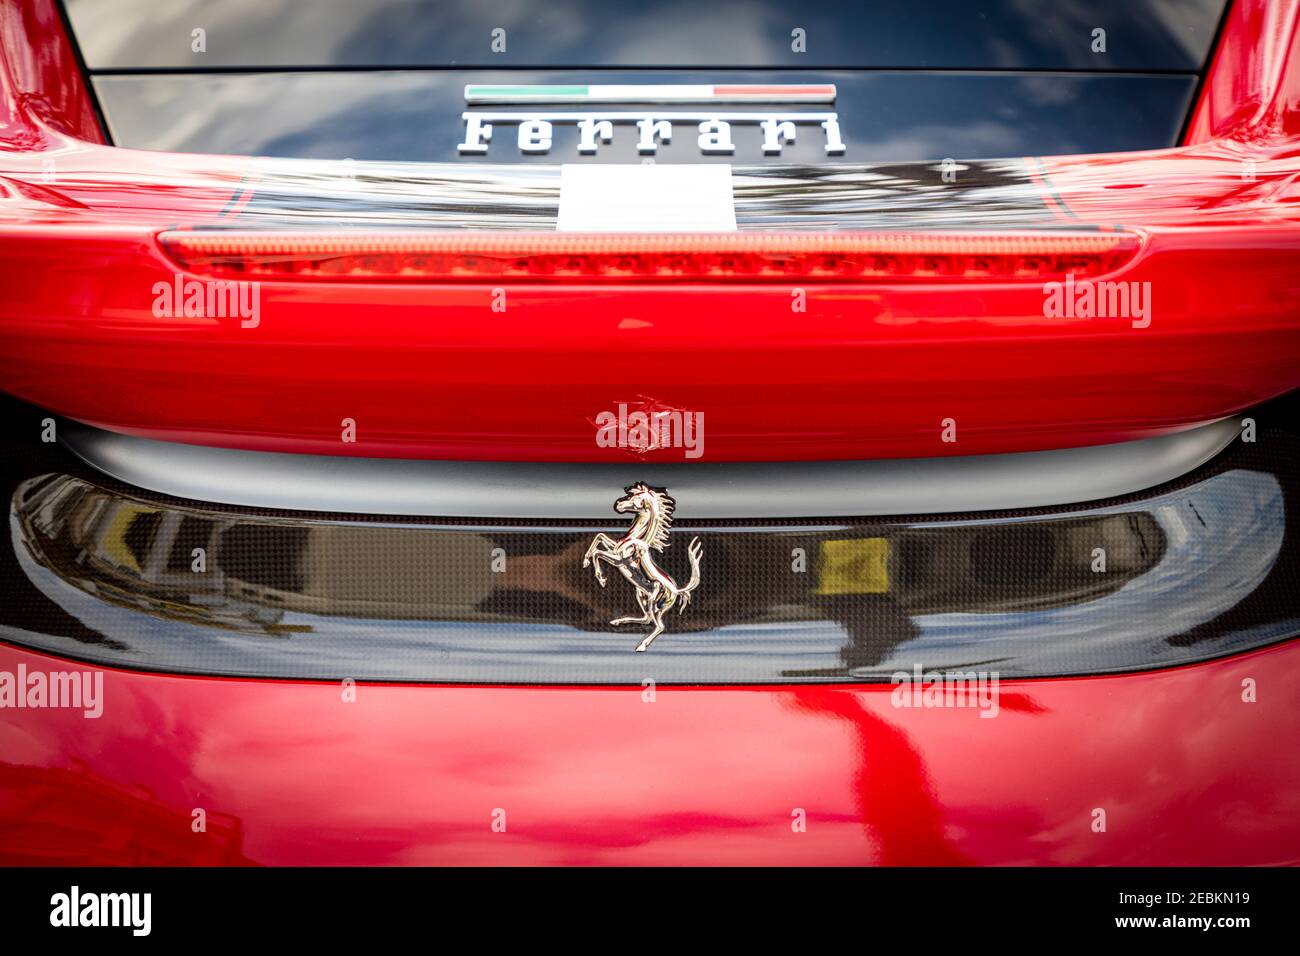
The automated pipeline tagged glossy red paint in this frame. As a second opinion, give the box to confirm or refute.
[0,0,103,145]
[4,226,1300,462]
[0,0,1295,873]
[1184,0,1300,145]
[1,640,1296,865]
[1,0,1300,460]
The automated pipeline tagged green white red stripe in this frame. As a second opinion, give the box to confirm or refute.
[464,84,836,104]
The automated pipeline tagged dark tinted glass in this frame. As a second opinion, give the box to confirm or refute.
[65,0,1228,71]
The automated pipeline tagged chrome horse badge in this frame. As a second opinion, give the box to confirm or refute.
[582,483,703,652]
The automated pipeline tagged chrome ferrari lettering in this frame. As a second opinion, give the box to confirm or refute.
[821,116,846,154]
[696,119,734,154]
[636,117,673,154]
[458,111,844,157]
[582,484,703,652]
[760,118,797,154]
[517,119,553,153]
[457,113,493,153]
[577,117,614,153]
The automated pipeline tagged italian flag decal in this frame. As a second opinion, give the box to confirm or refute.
[464,84,836,104]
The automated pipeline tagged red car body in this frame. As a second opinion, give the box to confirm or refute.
[2,640,1296,866]
[1,0,1299,462]
[1,0,1299,865]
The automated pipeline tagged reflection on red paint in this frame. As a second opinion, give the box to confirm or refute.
[0,760,256,865]
[1,642,1297,866]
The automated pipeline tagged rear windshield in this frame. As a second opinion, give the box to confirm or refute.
[66,0,1227,71]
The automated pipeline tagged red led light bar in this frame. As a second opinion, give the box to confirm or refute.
[156,231,1142,282]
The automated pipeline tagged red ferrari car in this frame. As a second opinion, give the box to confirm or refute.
[1,0,1299,868]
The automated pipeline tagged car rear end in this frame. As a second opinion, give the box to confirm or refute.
[1,0,1299,865]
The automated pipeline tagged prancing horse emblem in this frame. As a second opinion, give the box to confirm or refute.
[582,483,703,652]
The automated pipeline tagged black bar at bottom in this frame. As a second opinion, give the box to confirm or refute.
[0,866,1291,940]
